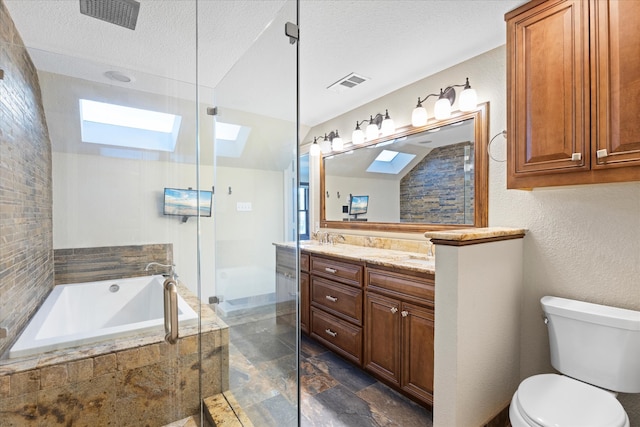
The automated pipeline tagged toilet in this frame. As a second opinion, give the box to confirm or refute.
[510,296,640,427]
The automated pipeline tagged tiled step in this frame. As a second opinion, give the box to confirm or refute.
[204,392,254,427]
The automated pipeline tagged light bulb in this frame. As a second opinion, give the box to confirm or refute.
[320,138,331,154]
[412,105,428,127]
[352,124,365,145]
[331,131,343,151]
[309,141,321,156]
[381,112,395,136]
[434,97,451,120]
[459,87,477,112]
[366,122,379,141]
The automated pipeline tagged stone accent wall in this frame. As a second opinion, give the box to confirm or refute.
[53,243,174,285]
[400,142,474,224]
[0,0,54,356]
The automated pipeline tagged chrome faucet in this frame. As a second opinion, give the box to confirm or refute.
[145,262,178,280]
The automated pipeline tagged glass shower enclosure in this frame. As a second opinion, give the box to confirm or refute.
[0,0,299,425]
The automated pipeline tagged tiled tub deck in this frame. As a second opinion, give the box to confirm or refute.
[0,283,229,426]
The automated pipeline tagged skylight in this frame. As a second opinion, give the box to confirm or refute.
[214,121,251,158]
[79,99,182,152]
[375,150,399,162]
[367,151,416,175]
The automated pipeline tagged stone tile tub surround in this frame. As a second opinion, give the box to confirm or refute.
[0,282,230,426]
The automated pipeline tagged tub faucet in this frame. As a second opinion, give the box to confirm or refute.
[145,262,178,280]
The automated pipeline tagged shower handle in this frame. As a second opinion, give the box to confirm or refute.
[163,279,179,344]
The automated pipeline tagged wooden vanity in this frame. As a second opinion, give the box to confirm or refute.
[275,243,435,407]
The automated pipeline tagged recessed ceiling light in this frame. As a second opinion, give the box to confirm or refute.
[104,70,133,83]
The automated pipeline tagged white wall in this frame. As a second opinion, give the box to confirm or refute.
[53,153,286,301]
[324,175,399,222]
[306,45,640,418]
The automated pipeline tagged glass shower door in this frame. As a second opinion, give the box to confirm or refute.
[205,1,300,425]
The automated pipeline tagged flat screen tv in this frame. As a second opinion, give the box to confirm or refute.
[163,187,212,217]
[348,195,369,218]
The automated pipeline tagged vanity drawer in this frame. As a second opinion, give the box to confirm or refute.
[310,256,363,287]
[311,276,363,326]
[311,307,362,365]
[366,268,435,304]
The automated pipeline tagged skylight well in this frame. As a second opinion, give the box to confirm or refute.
[367,149,416,174]
[79,99,182,152]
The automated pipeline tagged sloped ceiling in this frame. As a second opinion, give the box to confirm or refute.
[3,0,526,169]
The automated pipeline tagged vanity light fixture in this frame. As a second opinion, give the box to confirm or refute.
[351,110,396,144]
[411,77,478,127]
[309,136,323,156]
[330,130,343,151]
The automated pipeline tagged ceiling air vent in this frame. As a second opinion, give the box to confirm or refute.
[79,0,140,30]
[327,73,370,93]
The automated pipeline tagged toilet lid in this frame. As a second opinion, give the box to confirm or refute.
[516,374,627,427]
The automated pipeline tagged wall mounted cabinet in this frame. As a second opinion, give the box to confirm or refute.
[506,0,640,189]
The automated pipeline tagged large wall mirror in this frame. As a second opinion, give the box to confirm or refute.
[320,102,488,233]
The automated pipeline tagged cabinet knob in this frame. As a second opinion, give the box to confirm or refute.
[325,328,337,337]
[571,152,582,161]
[324,267,337,274]
[325,295,338,302]
[401,310,409,317]
[390,307,398,314]
[596,149,608,159]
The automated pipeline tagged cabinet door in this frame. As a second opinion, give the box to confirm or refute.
[364,292,401,387]
[507,0,590,182]
[591,0,640,168]
[401,302,434,405]
[300,272,309,334]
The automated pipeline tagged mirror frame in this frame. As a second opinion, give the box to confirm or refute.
[320,102,489,233]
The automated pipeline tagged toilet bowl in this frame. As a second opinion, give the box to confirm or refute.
[509,296,640,427]
[509,374,629,427]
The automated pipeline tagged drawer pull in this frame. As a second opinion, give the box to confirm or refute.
[401,310,409,317]
[324,267,338,274]
[325,295,338,302]
[390,307,398,314]
[571,152,582,161]
[325,328,338,337]
[596,149,608,159]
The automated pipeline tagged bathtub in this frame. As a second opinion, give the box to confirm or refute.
[9,275,198,359]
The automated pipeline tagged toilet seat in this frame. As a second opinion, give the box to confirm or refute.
[513,374,628,427]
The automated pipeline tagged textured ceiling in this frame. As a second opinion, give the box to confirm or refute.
[4,0,526,128]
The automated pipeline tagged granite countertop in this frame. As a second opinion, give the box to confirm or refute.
[424,226,527,242]
[274,241,435,274]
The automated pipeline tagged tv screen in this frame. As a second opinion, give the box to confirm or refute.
[349,195,369,216]
[163,188,212,217]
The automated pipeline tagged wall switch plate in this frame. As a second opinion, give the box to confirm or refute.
[236,202,252,211]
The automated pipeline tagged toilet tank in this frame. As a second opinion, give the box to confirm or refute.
[541,296,640,393]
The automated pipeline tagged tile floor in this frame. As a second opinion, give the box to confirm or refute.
[219,303,433,427]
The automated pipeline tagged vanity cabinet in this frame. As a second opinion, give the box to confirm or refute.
[300,252,310,334]
[309,254,364,365]
[275,247,309,328]
[364,267,435,406]
[275,246,296,325]
[505,0,640,189]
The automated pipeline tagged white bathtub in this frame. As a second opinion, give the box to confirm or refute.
[9,275,198,359]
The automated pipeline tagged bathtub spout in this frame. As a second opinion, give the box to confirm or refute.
[145,262,178,280]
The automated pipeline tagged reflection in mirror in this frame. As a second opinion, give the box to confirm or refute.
[320,103,488,233]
